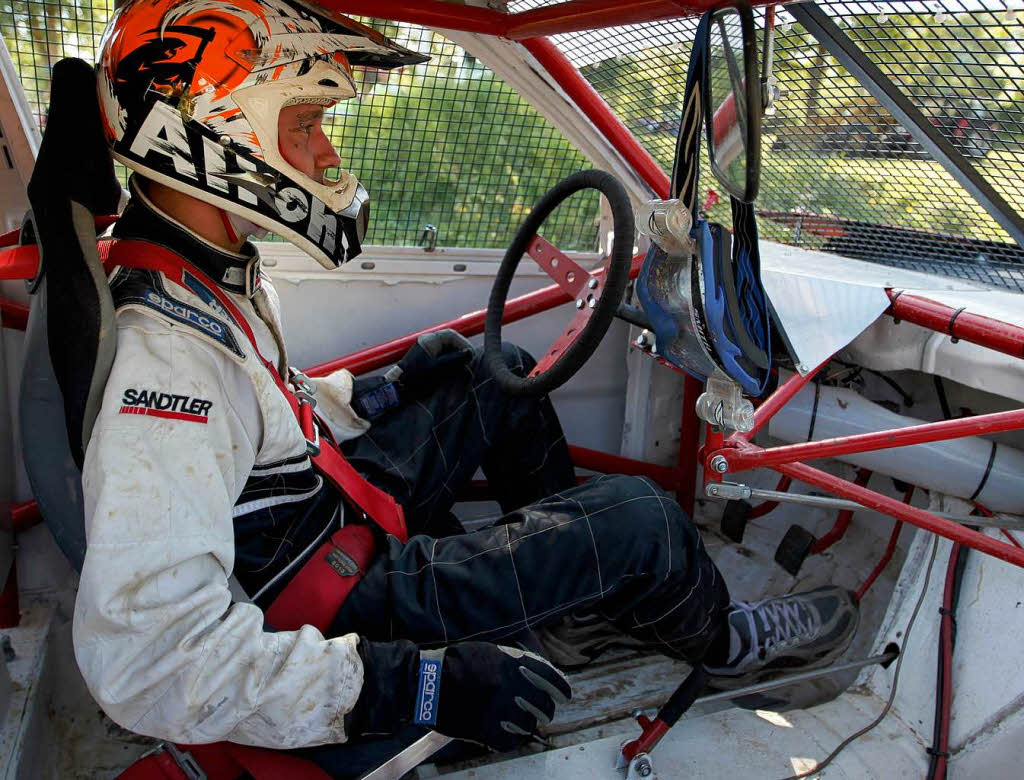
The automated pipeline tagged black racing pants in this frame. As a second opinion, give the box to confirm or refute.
[304,345,730,776]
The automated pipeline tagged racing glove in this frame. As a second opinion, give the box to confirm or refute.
[347,638,572,751]
[352,330,476,419]
[387,329,475,397]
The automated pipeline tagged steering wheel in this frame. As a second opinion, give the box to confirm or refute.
[485,169,634,396]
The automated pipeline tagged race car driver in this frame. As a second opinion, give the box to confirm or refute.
[73,0,859,775]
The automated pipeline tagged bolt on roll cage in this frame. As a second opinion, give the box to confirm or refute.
[2,0,1023,573]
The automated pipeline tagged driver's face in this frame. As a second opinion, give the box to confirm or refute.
[277,103,342,181]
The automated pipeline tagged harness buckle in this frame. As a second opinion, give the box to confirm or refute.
[290,368,318,400]
[303,415,321,457]
[159,743,207,780]
[290,369,321,456]
[295,388,317,409]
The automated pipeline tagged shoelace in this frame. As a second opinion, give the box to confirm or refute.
[753,599,821,657]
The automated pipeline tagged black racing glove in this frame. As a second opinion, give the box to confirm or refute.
[388,329,475,399]
[348,638,571,751]
[352,330,476,419]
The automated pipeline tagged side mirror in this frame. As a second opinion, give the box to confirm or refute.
[704,2,761,203]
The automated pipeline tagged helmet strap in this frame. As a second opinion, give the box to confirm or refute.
[219,208,270,245]
[219,208,240,245]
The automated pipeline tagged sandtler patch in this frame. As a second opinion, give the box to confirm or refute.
[119,388,214,424]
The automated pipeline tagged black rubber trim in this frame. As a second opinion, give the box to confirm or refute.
[889,289,904,323]
[968,440,998,502]
[947,306,966,343]
[485,170,633,397]
[807,381,821,442]
[657,665,708,728]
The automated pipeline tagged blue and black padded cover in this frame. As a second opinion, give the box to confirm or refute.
[636,12,771,396]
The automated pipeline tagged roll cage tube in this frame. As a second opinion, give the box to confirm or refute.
[699,291,1024,571]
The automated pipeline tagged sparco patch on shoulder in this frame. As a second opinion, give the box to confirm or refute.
[119,388,213,424]
[111,268,245,359]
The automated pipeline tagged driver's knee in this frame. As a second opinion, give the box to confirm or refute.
[471,341,537,381]
[558,474,707,571]
[503,342,537,377]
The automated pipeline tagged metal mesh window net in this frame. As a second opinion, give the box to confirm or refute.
[0,4,599,252]
[337,23,598,251]
[2,1,1021,279]
[546,0,1024,291]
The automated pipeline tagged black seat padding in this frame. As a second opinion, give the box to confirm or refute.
[19,57,121,570]
[20,279,87,570]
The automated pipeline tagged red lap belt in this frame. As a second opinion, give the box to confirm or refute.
[99,239,408,544]
[117,741,334,780]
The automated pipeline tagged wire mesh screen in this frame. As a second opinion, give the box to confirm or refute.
[0,3,600,251]
[3,1,1022,271]
[0,1,110,130]
[336,23,599,250]
[547,0,1024,290]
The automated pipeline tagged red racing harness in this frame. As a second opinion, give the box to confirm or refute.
[98,238,409,632]
[0,229,411,778]
[94,238,408,780]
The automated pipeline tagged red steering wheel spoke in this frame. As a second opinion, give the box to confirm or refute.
[529,307,594,378]
[527,234,597,299]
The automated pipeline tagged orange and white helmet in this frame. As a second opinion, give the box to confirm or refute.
[97,0,428,267]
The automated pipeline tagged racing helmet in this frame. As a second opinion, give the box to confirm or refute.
[97,0,428,267]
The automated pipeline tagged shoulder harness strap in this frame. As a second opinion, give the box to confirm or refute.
[100,238,408,543]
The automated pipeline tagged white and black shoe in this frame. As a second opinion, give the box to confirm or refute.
[704,586,858,689]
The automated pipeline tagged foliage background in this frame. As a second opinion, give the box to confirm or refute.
[0,1,602,251]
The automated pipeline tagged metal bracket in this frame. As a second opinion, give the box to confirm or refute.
[705,480,751,501]
[419,224,438,252]
[626,752,656,779]
[695,372,755,432]
[704,481,1024,530]
[159,744,207,780]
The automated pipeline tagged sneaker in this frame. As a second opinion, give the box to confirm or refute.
[704,586,858,689]
[536,613,647,670]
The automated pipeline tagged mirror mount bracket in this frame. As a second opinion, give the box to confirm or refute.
[760,3,779,114]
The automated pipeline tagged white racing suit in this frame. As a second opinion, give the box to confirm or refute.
[74,184,371,748]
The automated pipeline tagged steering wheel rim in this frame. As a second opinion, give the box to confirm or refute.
[485,169,634,397]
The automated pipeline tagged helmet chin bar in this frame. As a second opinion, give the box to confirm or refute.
[231,59,360,214]
[225,210,270,242]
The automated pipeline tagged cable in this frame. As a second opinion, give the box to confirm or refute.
[833,358,914,407]
[777,536,940,780]
[926,542,969,780]
[854,484,914,602]
[933,376,952,421]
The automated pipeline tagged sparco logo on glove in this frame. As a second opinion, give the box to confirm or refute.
[414,658,442,726]
[120,388,214,424]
